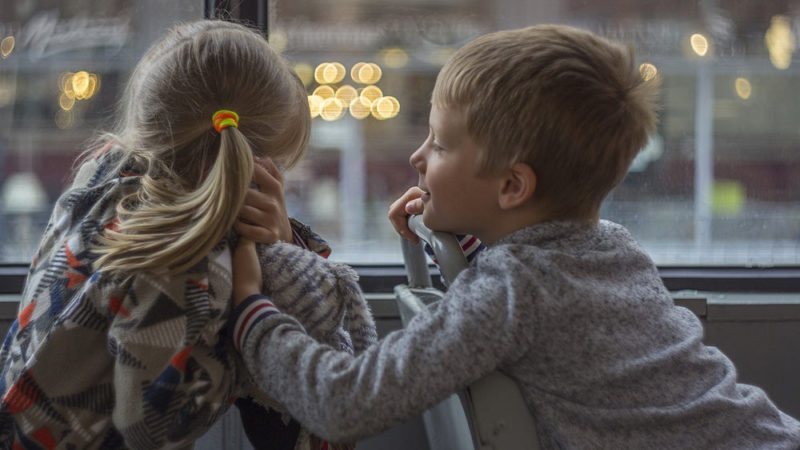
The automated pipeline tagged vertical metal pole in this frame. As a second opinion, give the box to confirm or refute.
[339,120,366,246]
[694,61,713,248]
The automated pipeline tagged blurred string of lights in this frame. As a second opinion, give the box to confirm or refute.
[298,61,400,121]
[55,71,100,129]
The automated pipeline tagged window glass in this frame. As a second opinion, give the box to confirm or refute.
[1,1,798,268]
[0,0,202,261]
[272,0,800,265]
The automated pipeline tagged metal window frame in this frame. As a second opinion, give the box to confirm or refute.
[349,264,800,294]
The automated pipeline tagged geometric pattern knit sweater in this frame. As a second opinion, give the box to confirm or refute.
[0,146,376,450]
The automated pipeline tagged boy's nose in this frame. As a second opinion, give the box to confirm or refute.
[409,146,424,171]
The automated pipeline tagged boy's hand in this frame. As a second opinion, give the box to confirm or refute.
[388,186,425,244]
[235,157,293,244]
[232,238,261,307]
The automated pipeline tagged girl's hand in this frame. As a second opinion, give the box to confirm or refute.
[235,157,293,244]
[232,238,262,307]
[388,186,425,244]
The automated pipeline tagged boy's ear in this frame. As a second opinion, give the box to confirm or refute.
[498,162,537,210]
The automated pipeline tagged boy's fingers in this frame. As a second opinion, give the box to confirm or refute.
[405,198,424,215]
[388,195,420,244]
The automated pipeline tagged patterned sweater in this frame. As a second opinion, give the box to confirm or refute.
[233,221,800,448]
[0,147,376,449]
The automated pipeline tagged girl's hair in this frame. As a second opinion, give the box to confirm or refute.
[91,20,310,274]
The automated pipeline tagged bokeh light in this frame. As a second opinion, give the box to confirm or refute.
[765,15,796,70]
[335,85,358,106]
[360,85,383,103]
[349,97,371,119]
[308,95,323,118]
[735,78,752,99]
[312,85,335,100]
[639,63,658,81]
[381,48,409,69]
[690,33,709,57]
[0,36,14,59]
[319,98,345,121]
[371,96,400,120]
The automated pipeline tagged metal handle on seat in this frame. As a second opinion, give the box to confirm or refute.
[401,215,468,287]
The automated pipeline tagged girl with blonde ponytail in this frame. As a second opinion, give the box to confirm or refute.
[0,20,375,450]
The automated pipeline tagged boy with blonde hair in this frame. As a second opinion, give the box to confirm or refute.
[230,24,800,448]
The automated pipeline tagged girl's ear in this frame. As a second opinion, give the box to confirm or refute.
[498,162,537,210]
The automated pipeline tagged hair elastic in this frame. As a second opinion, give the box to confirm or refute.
[213,110,240,133]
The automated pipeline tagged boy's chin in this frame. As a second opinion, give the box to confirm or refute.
[421,212,456,234]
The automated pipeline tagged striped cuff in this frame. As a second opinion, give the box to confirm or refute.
[423,233,485,265]
[291,227,309,250]
[232,294,280,352]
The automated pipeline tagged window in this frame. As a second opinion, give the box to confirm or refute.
[1,1,798,269]
[271,0,800,266]
[0,0,203,261]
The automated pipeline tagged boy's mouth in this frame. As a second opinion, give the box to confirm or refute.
[418,184,431,202]
[421,191,431,202]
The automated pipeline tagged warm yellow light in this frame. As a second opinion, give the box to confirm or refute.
[330,62,346,84]
[349,97,371,119]
[371,96,400,119]
[735,78,752,99]
[72,71,90,99]
[0,36,14,58]
[357,64,374,85]
[294,63,314,86]
[308,95,323,118]
[312,85,335,100]
[59,93,75,110]
[690,33,709,56]
[765,15,795,70]
[334,85,358,106]
[639,63,658,81]
[58,72,72,90]
[87,74,99,98]
[314,63,328,85]
[350,62,366,83]
[319,98,345,121]
[381,48,409,68]
[770,53,792,70]
[321,63,338,84]
[358,63,381,84]
[360,85,383,103]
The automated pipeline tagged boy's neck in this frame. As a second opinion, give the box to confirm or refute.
[478,207,599,246]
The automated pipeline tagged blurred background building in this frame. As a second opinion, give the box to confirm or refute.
[0,0,798,265]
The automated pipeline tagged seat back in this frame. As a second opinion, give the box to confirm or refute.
[396,216,541,450]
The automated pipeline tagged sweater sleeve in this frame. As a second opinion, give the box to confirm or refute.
[106,271,236,448]
[232,243,529,443]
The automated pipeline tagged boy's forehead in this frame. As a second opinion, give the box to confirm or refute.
[429,104,465,134]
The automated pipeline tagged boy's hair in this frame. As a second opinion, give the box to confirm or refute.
[92,20,310,274]
[432,24,659,220]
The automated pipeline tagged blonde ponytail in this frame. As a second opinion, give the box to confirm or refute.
[88,20,310,275]
[96,128,253,274]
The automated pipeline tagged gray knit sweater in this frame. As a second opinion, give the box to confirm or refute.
[233,220,800,449]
